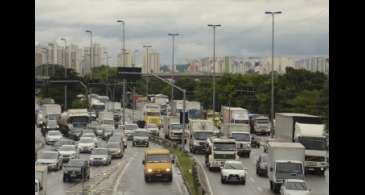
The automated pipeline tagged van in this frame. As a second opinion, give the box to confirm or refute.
[142,148,174,182]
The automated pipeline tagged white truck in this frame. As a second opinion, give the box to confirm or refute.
[35,165,47,195]
[275,113,328,175]
[188,119,215,154]
[98,111,115,126]
[205,137,238,171]
[251,115,271,135]
[267,142,305,193]
[58,109,90,135]
[162,115,183,141]
[89,98,105,117]
[221,106,251,157]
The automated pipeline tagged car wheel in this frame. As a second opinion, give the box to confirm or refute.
[168,175,173,182]
[270,181,273,190]
[221,177,225,184]
[256,167,259,175]
[144,176,149,182]
[241,179,246,185]
[63,175,68,182]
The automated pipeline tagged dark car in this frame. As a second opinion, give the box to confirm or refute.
[63,159,90,182]
[256,154,268,177]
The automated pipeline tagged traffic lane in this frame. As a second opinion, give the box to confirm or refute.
[193,154,272,195]
[116,142,187,195]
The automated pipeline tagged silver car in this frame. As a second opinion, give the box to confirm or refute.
[58,145,79,162]
[77,137,96,153]
[280,179,312,195]
[89,148,112,166]
[46,130,63,145]
[36,151,63,171]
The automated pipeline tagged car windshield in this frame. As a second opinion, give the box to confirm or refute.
[134,131,149,137]
[146,112,160,116]
[298,137,327,150]
[39,152,58,159]
[104,129,114,133]
[125,124,138,130]
[147,124,157,128]
[233,120,249,124]
[286,181,308,191]
[224,162,243,170]
[276,163,303,174]
[48,131,61,136]
[70,116,89,124]
[193,132,214,140]
[256,119,269,124]
[170,124,183,129]
[213,143,236,151]
[60,146,75,151]
[146,154,170,163]
[92,149,108,155]
[68,160,84,167]
[103,120,114,125]
[79,138,93,143]
[231,133,250,141]
[47,114,59,120]
[107,143,120,148]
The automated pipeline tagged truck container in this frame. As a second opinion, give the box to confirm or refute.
[267,142,305,193]
[187,101,202,119]
[35,165,48,195]
[275,113,328,175]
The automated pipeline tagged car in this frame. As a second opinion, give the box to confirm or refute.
[63,159,90,182]
[102,127,114,140]
[143,148,174,182]
[280,179,312,195]
[110,134,127,149]
[68,128,83,140]
[132,129,149,147]
[36,151,63,171]
[82,133,98,144]
[106,142,124,158]
[94,127,105,137]
[77,137,96,153]
[145,123,159,136]
[124,123,138,140]
[89,148,112,166]
[58,145,79,163]
[54,139,76,151]
[256,153,268,177]
[82,129,95,135]
[45,130,63,145]
[220,160,247,184]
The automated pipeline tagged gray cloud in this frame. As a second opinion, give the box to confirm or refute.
[35,0,329,65]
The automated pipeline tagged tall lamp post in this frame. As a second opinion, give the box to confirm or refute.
[117,20,126,67]
[143,45,152,96]
[265,11,282,136]
[207,24,221,122]
[168,33,179,103]
[85,30,93,79]
[60,38,68,110]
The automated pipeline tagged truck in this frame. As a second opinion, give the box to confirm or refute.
[275,113,328,175]
[97,111,115,126]
[170,100,184,116]
[40,104,62,134]
[136,102,161,127]
[267,142,305,193]
[35,165,48,195]
[58,109,90,136]
[188,119,215,154]
[205,137,238,171]
[162,115,183,141]
[187,101,203,119]
[250,115,271,135]
[89,98,105,117]
[221,106,251,157]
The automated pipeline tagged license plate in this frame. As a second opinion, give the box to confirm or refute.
[156,173,162,177]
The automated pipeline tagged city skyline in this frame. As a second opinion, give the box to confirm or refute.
[35,0,329,66]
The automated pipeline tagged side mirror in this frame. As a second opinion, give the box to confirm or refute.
[270,167,273,172]
[142,160,145,165]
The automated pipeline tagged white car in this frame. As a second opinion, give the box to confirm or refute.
[124,123,138,140]
[58,145,79,162]
[46,130,63,145]
[78,137,96,153]
[220,160,247,184]
[82,133,98,144]
[280,179,311,195]
[145,123,159,136]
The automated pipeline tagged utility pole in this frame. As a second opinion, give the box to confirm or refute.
[265,11,282,136]
[60,38,68,110]
[168,33,179,102]
[143,45,152,95]
[117,20,126,67]
[85,30,93,79]
[122,79,126,126]
[104,51,109,97]
[132,86,135,122]
[208,24,221,123]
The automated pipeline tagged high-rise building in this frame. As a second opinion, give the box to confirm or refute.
[143,49,160,73]
[294,56,329,74]
[117,49,133,67]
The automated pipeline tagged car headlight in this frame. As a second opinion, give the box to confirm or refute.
[165,168,171,172]
[193,141,200,146]
[147,169,153,173]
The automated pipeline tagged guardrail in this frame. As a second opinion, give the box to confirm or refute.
[149,135,213,195]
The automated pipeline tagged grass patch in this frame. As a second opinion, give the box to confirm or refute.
[168,147,199,195]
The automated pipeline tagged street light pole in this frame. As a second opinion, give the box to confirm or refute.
[208,24,221,123]
[143,45,152,96]
[265,11,282,135]
[60,38,68,110]
[117,20,125,67]
[168,33,179,103]
[85,30,93,79]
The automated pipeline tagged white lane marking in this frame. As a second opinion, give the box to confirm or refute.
[193,156,214,195]
[257,186,263,192]
[112,155,135,195]
[172,165,184,195]
[249,177,255,183]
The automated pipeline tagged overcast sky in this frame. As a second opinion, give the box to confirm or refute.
[35,0,329,65]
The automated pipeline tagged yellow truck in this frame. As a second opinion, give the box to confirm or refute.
[142,148,174,182]
[144,107,161,127]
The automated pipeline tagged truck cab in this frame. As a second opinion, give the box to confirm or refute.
[188,119,215,154]
[143,104,161,127]
[230,130,251,157]
[167,123,183,141]
[252,115,271,135]
[143,148,174,182]
[205,137,238,171]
